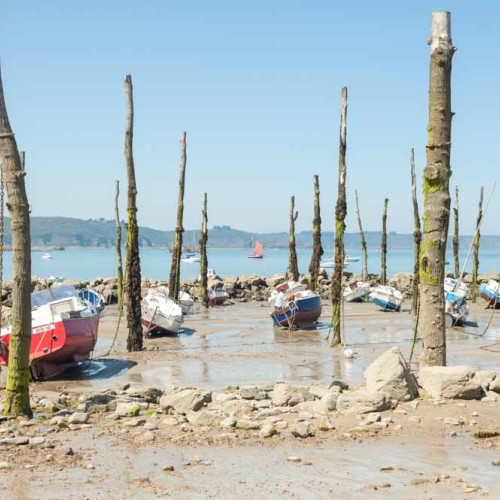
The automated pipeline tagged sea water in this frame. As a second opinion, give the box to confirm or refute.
[4,248,500,282]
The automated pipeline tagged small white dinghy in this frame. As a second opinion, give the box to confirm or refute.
[343,281,371,303]
[370,285,403,311]
[444,278,469,326]
[141,287,184,335]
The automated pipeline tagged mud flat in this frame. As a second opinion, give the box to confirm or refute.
[0,301,500,498]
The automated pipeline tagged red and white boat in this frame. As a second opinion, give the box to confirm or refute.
[0,284,101,380]
[141,287,184,335]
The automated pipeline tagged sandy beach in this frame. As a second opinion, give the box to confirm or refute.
[1,300,499,499]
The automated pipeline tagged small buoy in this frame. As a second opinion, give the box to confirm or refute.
[343,348,354,359]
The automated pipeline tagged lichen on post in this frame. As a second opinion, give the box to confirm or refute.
[419,11,456,368]
[472,186,484,303]
[308,175,323,291]
[199,193,209,308]
[355,190,368,280]
[124,75,143,353]
[169,132,187,302]
[287,196,299,282]
[453,186,460,278]
[410,148,421,314]
[331,87,348,347]
[115,180,124,303]
[0,63,32,417]
[381,198,389,286]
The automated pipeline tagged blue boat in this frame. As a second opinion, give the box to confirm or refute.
[270,282,322,329]
[78,289,105,313]
[479,280,500,308]
[370,285,403,311]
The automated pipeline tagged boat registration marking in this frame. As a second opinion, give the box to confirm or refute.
[32,324,56,334]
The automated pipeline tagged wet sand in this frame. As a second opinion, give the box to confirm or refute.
[1,300,500,499]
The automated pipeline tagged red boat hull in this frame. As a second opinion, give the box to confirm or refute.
[1,315,99,380]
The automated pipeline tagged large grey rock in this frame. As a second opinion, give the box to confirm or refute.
[364,347,419,401]
[187,410,220,426]
[159,387,212,415]
[220,399,255,416]
[265,274,286,288]
[419,366,483,400]
[235,419,260,430]
[388,272,413,296]
[68,412,89,424]
[490,377,500,394]
[337,390,391,414]
[473,371,497,392]
[271,383,314,407]
[290,422,315,438]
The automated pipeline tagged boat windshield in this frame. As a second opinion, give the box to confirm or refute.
[31,284,78,308]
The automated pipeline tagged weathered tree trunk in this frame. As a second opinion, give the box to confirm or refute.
[0,65,32,417]
[355,190,368,280]
[472,186,484,303]
[199,193,209,308]
[410,148,422,313]
[381,198,389,286]
[308,175,323,291]
[168,132,187,302]
[419,11,455,368]
[453,186,460,278]
[331,87,348,347]
[115,180,124,303]
[287,196,299,281]
[124,75,143,352]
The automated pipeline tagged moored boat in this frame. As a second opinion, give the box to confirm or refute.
[370,285,403,311]
[209,288,230,306]
[344,281,371,303]
[0,284,101,380]
[41,252,53,260]
[141,287,183,335]
[479,279,500,308]
[248,241,264,259]
[181,253,201,263]
[344,255,360,263]
[444,278,469,326]
[269,281,322,328]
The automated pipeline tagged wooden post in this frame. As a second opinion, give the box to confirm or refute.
[381,198,389,286]
[472,186,484,303]
[453,186,460,278]
[287,196,299,281]
[0,64,32,417]
[308,175,323,291]
[199,193,209,308]
[331,87,348,347]
[419,11,455,368]
[410,148,422,313]
[124,75,143,352]
[355,190,368,280]
[115,180,124,303]
[168,132,187,302]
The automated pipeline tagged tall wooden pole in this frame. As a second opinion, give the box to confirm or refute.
[115,180,124,303]
[308,175,323,291]
[453,186,460,278]
[0,64,32,416]
[381,198,389,285]
[331,87,348,347]
[355,190,368,280]
[419,11,455,368]
[124,75,143,352]
[200,193,209,308]
[169,132,187,301]
[287,196,299,281]
[472,186,484,303]
[410,148,422,313]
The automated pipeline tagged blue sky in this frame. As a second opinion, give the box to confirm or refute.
[1,1,499,235]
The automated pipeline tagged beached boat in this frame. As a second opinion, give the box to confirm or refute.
[181,253,201,263]
[269,281,322,328]
[141,287,184,335]
[479,279,500,308]
[41,253,53,260]
[209,288,230,306]
[370,285,403,311]
[198,268,217,281]
[444,278,469,326]
[248,241,264,259]
[0,284,101,380]
[344,281,371,303]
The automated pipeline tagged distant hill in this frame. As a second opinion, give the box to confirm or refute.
[1,216,498,251]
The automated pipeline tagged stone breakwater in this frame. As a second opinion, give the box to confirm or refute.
[0,267,497,313]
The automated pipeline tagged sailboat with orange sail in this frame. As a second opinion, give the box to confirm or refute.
[248,240,264,259]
